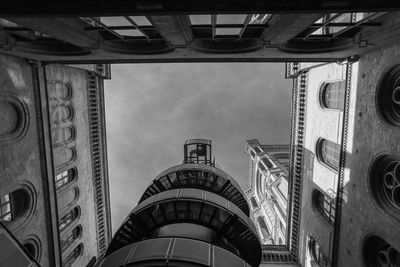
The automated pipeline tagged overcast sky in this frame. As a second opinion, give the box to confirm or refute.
[104,63,292,232]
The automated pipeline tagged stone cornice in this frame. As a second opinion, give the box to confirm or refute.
[260,69,307,264]
[87,71,112,259]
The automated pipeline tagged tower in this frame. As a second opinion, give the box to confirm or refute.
[100,139,261,267]
[244,139,290,246]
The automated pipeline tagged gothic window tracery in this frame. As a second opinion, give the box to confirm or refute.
[376,64,400,126]
[364,235,400,267]
[50,105,74,123]
[369,155,400,220]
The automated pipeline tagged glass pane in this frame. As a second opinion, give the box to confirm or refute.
[326,13,352,34]
[0,194,9,203]
[310,28,323,35]
[56,180,64,188]
[189,15,211,25]
[1,204,10,214]
[114,29,144,37]
[217,14,246,24]
[55,173,62,182]
[215,28,242,35]
[100,17,132,27]
[129,16,152,26]
[2,213,12,221]
[249,14,270,24]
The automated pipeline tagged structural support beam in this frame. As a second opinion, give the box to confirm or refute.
[7,17,100,49]
[1,0,400,16]
[262,14,324,46]
[147,16,192,46]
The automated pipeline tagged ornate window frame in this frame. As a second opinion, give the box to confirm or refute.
[368,154,400,221]
[375,64,400,127]
[316,138,340,172]
[363,234,400,267]
[318,80,346,111]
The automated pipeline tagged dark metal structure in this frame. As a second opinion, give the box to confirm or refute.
[100,139,261,267]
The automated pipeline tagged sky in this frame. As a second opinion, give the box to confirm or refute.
[104,63,293,232]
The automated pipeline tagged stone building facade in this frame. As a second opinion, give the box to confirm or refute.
[0,55,112,267]
[1,4,400,267]
[244,140,290,246]
[286,43,400,266]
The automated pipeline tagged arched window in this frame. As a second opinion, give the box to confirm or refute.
[369,155,400,220]
[57,187,79,212]
[376,64,400,126]
[50,105,73,123]
[61,225,82,251]
[48,82,72,101]
[55,168,77,190]
[63,243,83,267]
[86,256,97,267]
[312,190,335,224]
[0,189,29,224]
[256,217,270,239]
[363,235,400,267]
[316,139,340,172]
[319,81,346,110]
[52,126,75,147]
[250,197,258,209]
[53,147,76,168]
[256,170,264,200]
[22,238,40,261]
[308,236,327,266]
[59,207,80,232]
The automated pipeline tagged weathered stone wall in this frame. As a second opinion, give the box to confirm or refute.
[46,65,98,266]
[337,45,400,267]
[0,55,52,266]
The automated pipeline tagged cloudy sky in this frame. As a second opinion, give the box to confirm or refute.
[104,63,292,232]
